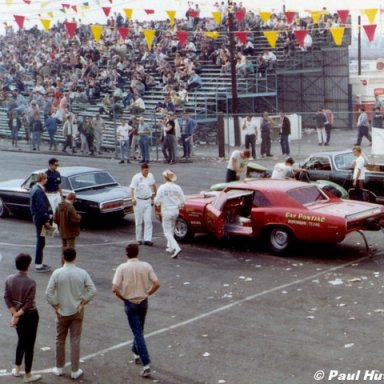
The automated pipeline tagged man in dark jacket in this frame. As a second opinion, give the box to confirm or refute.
[30,173,51,272]
[53,192,81,251]
[279,111,291,156]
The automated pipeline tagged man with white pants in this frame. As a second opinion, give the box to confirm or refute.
[130,163,157,246]
[154,170,185,259]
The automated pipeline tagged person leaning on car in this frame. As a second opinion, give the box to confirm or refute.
[225,149,251,182]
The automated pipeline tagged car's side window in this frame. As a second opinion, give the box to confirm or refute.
[253,191,271,207]
[22,174,38,190]
[306,157,331,171]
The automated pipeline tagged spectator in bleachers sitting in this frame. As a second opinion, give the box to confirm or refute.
[127,94,146,115]
[155,95,176,115]
[186,70,202,91]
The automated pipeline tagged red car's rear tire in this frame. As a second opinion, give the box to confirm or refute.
[174,216,192,242]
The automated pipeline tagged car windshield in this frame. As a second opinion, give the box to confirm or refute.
[334,152,355,170]
[68,171,118,191]
[287,185,327,205]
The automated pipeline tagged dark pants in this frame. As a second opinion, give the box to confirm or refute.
[356,126,372,145]
[63,135,74,152]
[124,299,150,366]
[182,134,191,158]
[34,221,45,265]
[15,310,39,374]
[226,169,238,182]
[260,131,271,156]
[325,123,332,144]
[161,138,169,162]
[139,135,150,162]
[280,134,290,155]
[48,130,57,150]
[245,134,256,158]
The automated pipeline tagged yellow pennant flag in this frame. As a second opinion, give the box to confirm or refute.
[310,11,322,24]
[143,29,155,49]
[124,8,133,20]
[363,8,378,24]
[90,25,103,42]
[5,0,13,4]
[40,18,51,31]
[263,31,278,48]
[166,10,176,26]
[259,11,271,23]
[330,27,345,46]
[47,11,54,18]
[212,11,222,25]
[81,4,90,11]
[204,31,220,39]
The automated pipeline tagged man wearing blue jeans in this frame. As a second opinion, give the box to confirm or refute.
[112,243,160,378]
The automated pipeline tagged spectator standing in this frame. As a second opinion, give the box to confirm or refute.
[44,112,58,151]
[45,157,63,216]
[225,149,250,182]
[130,163,157,246]
[30,113,43,151]
[242,114,257,159]
[352,146,366,201]
[314,107,327,146]
[85,117,95,155]
[260,112,273,157]
[30,173,51,272]
[373,95,383,110]
[8,109,21,148]
[92,113,106,154]
[355,107,372,146]
[62,115,76,153]
[53,192,81,251]
[323,108,334,145]
[279,111,291,156]
[112,243,160,378]
[77,117,89,154]
[138,117,151,163]
[154,170,185,259]
[371,107,384,128]
[165,113,177,164]
[180,111,197,159]
[46,248,96,380]
[116,119,131,164]
[4,253,42,383]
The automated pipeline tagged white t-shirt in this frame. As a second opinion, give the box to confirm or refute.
[242,118,258,136]
[271,162,293,179]
[353,155,366,181]
[154,182,185,215]
[227,150,247,172]
[130,172,156,199]
[116,124,129,141]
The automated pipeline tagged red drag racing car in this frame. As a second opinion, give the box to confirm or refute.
[174,179,384,254]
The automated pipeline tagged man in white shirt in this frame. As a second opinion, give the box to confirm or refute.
[130,164,157,245]
[154,170,185,259]
[116,119,131,164]
[271,157,295,179]
[225,149,251,182]
[352,146,366,200]
[242,115,258,159]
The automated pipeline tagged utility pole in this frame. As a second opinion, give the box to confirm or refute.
[227,0,240,146]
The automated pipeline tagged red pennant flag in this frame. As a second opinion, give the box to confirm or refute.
[108,0,113,2]
[189,10,198,18]
[144,9,155,15]
[14,15,25,29]
[102,7,111,17]
[337,10,349,24]
[62,3,70,8]
[235,10,246,22]
[284,11,296,24]
[64,21,76,39]
[294,29,307,48]
[363,24,377,42]
[176,31,188,47]
[117,27,129,40]
[23,0,31,4]
[71,5,77,13]
[235,31,248,45]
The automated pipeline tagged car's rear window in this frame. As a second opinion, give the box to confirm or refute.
[287,185,327,205]
[69,172,117,190]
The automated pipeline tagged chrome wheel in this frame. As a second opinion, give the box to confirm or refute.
[174,217,191,241]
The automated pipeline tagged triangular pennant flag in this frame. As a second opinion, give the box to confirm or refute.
[143,29,155,49]
[102,7,111,17]
[23,0,31,4]
[64,21,76,39]
[117,27,129,40]
[40,18,51,31]
[294,29,307,48]
[14,15,25,29]
[235,31,248,45]
[47,11,54,18]
[235,9,245,22]
[212,11,222,25]
[363,8,378,24]
[330,27,345,46]
[60,8,66,14]
[145,9,155,15]
[259,11,271,23]
[363,24,377,42]
[71,5,77,13]
[337,10,349,24]
[166,10,176,26]
[263,31,278,48]
[189,10,198,18]
[310,11,322,24]
[284,11,296,24]
[108,0,112,3]
[62,3,70,9]
[6,0,13,4]
[176,30,188,47]
[204,31,219,39]
[90,24,103,42]
[123,8,133,20]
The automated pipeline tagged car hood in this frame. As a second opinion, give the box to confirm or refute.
[0,179,25,191]
[308,200,383,218]
[73,186,131,203]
